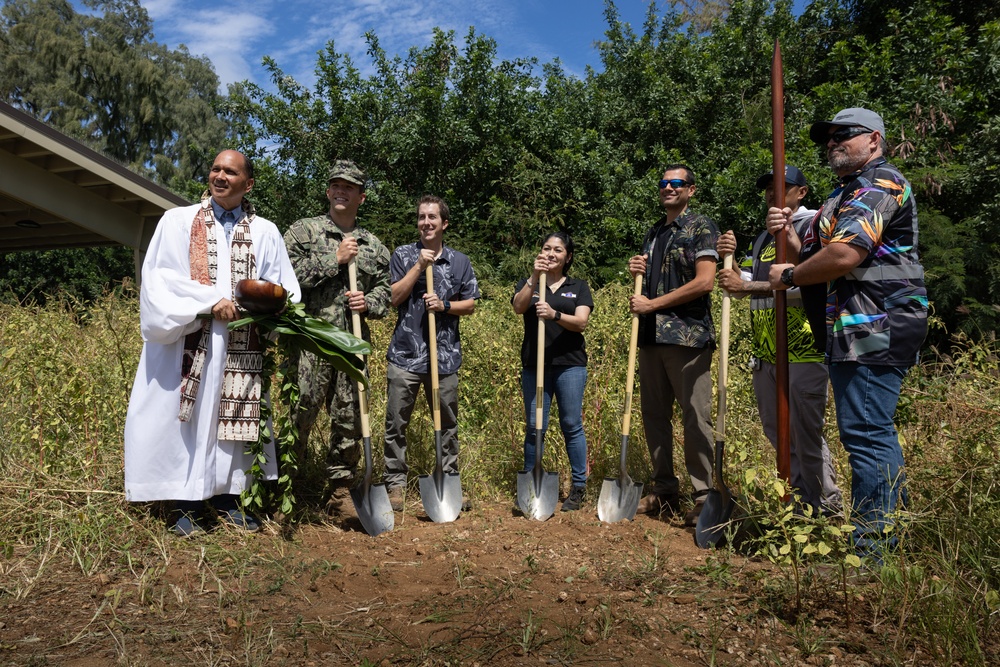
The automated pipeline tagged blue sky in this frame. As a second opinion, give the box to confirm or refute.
[130,0,663,90]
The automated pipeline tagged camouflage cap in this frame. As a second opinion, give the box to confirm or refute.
[327,159,366,186]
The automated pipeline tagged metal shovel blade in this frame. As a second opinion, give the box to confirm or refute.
[418,431,463,523]
[350,436,394,536]
[695,439,736,548]
[516,428,559,521]
[597,434,644,523]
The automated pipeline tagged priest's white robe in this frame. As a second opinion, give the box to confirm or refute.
[124,203,300,502]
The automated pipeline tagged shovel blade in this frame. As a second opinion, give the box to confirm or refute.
[418,472,463,523]
[516,470,560,521]
[350,482,395,537]
[597,476,644,523]
[694,488,736,548]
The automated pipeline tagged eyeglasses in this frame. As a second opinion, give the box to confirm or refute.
[658,178,691,190]
[828,126,872,144]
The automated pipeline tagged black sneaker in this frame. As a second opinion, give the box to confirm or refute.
[561,486,586,512]
[170,500,207,537]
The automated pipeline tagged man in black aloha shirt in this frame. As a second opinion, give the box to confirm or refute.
[628,163,719,526]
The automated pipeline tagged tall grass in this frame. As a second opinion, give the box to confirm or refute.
[0,284,998,662]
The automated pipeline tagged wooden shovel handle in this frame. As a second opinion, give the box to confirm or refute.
[535,273,547,436]
[426,265,442,431]
[622,273,642,437]
[717,254,732,438]
[347,252,371,439]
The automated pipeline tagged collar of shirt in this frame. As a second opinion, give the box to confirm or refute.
[210,199,242,223]
[416,240,451,264]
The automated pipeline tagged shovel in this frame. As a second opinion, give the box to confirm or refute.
[516,273,560,521]
[418,265,463,523]
[346,254,394,536]
[597,274,645,523]
[695,253,736,548]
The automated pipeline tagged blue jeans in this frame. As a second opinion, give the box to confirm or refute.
[521,365,588,487]
[829,362,909,560]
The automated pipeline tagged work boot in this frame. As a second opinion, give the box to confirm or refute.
[561,485,586,512]
[325,483,354,518]
[387,486,405,512]
[684,494,708,527]
[636,493,679,516]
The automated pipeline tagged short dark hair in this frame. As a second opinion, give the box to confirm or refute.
[663,163,695,185]
[242,154,254,180]
[542,231,575,273]
[418,194,449,221]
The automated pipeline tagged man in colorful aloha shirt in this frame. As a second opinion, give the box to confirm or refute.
[284,160,391,516]
[717,166,842,516]
[768,108,928,562]
[628,163,719,526]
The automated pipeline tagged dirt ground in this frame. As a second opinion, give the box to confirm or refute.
[2,495,912,666]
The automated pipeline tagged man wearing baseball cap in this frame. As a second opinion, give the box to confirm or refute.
[767,108,928,562]
[717,166,842,516]
[284,160,391,518]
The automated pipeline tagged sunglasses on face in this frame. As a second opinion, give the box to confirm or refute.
[828,126,872,144]
[658,178,691,190]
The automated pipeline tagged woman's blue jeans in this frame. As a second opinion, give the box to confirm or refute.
[829,362,909,561]
[521,365,588,487]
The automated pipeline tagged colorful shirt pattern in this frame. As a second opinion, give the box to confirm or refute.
[283,216,391,340]
[801,157,928,366]
[386,243,480,375]
[639,211,719,348]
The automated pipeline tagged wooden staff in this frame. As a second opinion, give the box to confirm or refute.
[772,40,791,489]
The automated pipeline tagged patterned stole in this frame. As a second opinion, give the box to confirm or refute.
[178,194,264,442]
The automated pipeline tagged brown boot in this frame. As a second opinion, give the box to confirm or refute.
[684,495,707,527]
[325,483,354,518]
[387,486,405,512]
[636,493,679,516]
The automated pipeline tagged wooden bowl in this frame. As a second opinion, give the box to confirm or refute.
[235,279,288,314]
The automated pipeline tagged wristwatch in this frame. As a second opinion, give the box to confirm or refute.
[780,267,796,287]
[553,310,562,321]
[443,300,451,313]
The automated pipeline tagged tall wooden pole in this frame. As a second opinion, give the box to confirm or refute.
[771,40,792,490]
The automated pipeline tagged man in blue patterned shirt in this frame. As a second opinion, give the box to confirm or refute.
[629,164,720,526]
[769,108,928,562]
[383,195,480,510]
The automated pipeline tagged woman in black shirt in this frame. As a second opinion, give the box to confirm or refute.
[512,232,594,511]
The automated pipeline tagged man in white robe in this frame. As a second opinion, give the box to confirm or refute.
[124,150,300,536]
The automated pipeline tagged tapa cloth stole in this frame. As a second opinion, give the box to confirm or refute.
[178,195,264,442]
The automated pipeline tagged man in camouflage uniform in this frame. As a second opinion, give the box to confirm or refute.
[628,163,719,526]
[284,160,391,512]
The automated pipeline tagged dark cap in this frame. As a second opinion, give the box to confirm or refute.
[327,159,366,185]
[756,165,808,190]
[809,107,886,144]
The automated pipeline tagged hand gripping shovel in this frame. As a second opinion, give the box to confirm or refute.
[597,274,644,523]
[347,254,394,536]
[418,265,463,523]
[516,273,560,521]
[695,254,736,548]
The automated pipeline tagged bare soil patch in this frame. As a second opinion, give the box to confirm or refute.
[2,498,903,666]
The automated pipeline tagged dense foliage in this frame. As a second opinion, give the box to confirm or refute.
[2,0,999,342]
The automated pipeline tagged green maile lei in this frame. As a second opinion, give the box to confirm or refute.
[227,300,370,517]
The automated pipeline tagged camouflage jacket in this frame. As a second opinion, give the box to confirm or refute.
[283,215,391,340]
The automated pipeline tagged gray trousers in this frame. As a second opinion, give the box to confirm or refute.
[638,344,715,498]
[753,360,843,513]
[382,363,460,490]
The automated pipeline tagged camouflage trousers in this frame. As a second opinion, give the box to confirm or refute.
[291,350,362,483]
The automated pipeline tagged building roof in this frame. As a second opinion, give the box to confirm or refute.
[0,100,190,254]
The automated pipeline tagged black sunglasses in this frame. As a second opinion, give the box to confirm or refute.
[828,126,872,144]
[658,178,691,190]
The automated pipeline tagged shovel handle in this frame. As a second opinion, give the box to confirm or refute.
[347,252,371,439]
[426,265,442,431]
[717,254,732,438]
[534,273,547,442]
[621,273,642,437]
